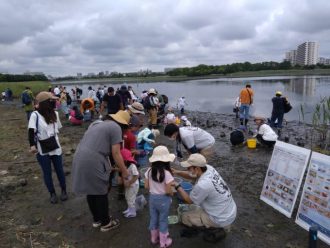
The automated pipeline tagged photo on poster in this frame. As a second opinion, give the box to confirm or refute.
[295,152,330,246]
[260,141,311,218]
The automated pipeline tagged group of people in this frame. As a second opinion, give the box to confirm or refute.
[26,82,294,246]
[231,83,292,148]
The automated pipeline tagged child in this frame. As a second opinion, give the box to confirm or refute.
[144,146,175,247]
[120,148,139,218]
[136,128,160,167]
[69,105,83,125]
[180,115,191,127]
[164,107,176,125]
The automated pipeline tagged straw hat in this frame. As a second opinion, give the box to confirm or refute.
[109,110,131,125]
[36,92,58,103]
[181,153,207,168]
[149,146,175,163]
[128,102,145,115]
[148,88,157,95]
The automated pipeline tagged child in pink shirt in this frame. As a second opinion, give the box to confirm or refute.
[144,146,175,248]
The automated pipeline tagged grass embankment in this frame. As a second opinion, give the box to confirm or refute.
[0,81,50,98]
[59,68,330,85]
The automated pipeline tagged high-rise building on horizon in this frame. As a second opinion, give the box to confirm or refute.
[285,50,297,65]
[295,42,319,66]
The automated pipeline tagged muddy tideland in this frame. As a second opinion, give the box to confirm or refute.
[0,101,328,248]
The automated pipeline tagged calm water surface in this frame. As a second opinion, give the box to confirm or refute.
[59,75,330,122]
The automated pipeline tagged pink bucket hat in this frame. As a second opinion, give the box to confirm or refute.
[120,148,136,164]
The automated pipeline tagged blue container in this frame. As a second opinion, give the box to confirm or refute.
[177,181,193,202]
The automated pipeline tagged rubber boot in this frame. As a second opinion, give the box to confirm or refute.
[124,207,136,218]
[244,119,248,126]
[150,229,159,245]
[240,118,243,125]
[159,232,172,248]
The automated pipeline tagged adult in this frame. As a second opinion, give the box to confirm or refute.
[144,88,159,129]
[173,153,236,235]
[127,101,145,125]
[270,91,286,134]
[164,123,215,159]
[117,85,132,109]
[99,87,123,116]
[28,92,67,204]
[22,86,35,121]
[239,84,254,127]
[177,96,187,115]
[128,86,138,102]
[53,86,61,97]
[254,116,278,148]
[71,110,130,232]
[59,87,69,119]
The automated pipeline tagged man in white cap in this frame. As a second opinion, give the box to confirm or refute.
[173,153,236,240]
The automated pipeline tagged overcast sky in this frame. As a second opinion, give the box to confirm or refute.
[1,0,330,76]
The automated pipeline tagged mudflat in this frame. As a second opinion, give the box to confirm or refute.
[0,101,327,248]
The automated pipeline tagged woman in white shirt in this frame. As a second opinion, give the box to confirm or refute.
[254,116,278,148]
[28,92,67,204]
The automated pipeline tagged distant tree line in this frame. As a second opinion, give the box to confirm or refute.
[166,61,330,77]
[0,73,48,82]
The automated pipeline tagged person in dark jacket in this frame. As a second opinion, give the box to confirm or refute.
[270,91,286,133]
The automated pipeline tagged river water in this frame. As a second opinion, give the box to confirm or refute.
[58,75,330,122]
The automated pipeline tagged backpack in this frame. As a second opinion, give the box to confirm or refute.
[22,91,32,105]
[66,92,72,105]
[230,129,245,145]
[284,99,292,113]
[162,94,168,104]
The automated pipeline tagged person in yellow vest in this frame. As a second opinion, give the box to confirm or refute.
[239,84,254,127]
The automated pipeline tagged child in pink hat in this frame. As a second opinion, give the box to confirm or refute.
[120,148,140,218]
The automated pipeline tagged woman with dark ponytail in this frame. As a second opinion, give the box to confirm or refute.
[28,91,67,204]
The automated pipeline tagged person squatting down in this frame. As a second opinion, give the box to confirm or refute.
[254,116,278,148]
[173,153,237,235]
[144,146,175,248]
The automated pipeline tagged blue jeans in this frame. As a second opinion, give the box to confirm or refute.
[239,104,250,120]
[36,154,66,194]
[149,194,171,233]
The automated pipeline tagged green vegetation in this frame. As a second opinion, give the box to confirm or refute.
[0,81,50,98]
[0,73,48,82]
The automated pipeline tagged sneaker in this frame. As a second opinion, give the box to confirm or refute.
[122,209,130,215]
[60,190,68,201]
[100,218,120,232]
[50,193,58,204]
[92,221,102,228]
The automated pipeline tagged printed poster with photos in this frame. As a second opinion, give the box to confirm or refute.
[295,152,330,246]
[260,141,311,218]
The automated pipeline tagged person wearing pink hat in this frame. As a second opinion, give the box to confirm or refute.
[120,148,139,218]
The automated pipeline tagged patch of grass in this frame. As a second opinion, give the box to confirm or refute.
[0,81,50,98]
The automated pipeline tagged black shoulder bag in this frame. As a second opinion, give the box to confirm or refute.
[35,113,59,153]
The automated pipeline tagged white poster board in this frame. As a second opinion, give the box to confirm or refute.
[295,152,330,246]
[260,141,311,217]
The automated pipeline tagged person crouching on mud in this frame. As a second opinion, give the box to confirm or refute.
[164,123,215,160]
[173,153,237,240]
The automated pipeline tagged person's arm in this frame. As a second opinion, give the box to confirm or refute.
[166,180,174,196]
[124,175,139,187]
[99,99,107,114]
[144,177,149,190]
[174,183,193,204]
[112,143,129,178]
[172,168,196,181]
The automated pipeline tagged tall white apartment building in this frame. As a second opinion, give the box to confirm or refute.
[296,42,319,66]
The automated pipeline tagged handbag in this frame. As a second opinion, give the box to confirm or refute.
[284,99,292,113]
[35,112,59,153]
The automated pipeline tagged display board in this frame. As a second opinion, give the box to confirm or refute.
[295,152,330,246]
[260,141,311,217]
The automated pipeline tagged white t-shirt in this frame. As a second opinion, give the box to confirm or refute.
[28,111,62,156]
[165,113,176,124]
[179,126,215,150]
[190,164,237,227]
[127,163,139,188]
[145,168,174,195]
[177,97,186,108]
[258,124,278,141]
[53,87,60,96]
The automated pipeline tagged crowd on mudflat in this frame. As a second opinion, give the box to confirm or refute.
[19,82,292,246]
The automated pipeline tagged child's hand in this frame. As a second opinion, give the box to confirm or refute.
[123,179,130,187]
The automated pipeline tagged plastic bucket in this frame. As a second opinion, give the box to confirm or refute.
[176,181,193,201]
[247,138,257,149]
